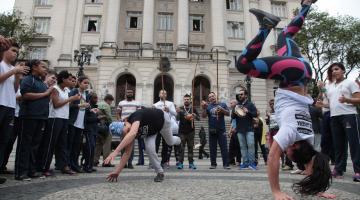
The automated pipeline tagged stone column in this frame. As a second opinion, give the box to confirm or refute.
[210,0,226,59]
[58,0,78,67]
[101,0,121,56]
[142,0,155,57]
[176,0,189,59]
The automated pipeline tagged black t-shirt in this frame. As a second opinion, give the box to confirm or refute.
[178,106,199,134]
[127,108,164,138]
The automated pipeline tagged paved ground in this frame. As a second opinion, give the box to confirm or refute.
[0,157,359,200]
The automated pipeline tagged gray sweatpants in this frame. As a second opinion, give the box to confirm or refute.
[145,112,181,173]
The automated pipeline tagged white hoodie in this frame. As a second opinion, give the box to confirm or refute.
[273,88,314,151]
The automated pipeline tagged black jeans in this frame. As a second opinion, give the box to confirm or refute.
[331,114,360,174]
[0,106,15,168]
[209,129,229,167]
[67,125,83,170]
[179,131,195,164]
[228,132,241,164]
[254,130,268,164]
[15,118,45,177]
[320,111,335,163]
[1,117,19,170]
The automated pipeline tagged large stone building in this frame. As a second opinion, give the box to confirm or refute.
[14,0,300,113]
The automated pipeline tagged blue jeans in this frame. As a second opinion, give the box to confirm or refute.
[237,132,255,165]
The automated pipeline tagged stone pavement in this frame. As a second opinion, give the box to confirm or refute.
[0,157,359,200]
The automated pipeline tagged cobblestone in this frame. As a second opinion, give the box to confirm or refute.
[0,159,359,200]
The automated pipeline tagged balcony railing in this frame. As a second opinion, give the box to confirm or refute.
[153,50,176,58]
[110,49,213,60]
[116,49,140,58]
[189,51,213,60]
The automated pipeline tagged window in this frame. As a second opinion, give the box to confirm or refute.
[228,51,241,68]
[226,0,242,11]
[126,12,142,29]
[83,16,101,32]
[34,17,50,34]
[35,0,49,6]
[80,46,100,64]
[271,2,287,18]
[29,47,47,60]
[227,21,244,39]
[157,43,173,51]
[190,15,204,32]
[85,0,102,3]
[158,13,173,31]
[189,44,205,51]
[124,42,140,49]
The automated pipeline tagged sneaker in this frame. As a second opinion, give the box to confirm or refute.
[127,164,134,169]
[331,169,344,179]
[239,163,249,170]
[209,165,217,169]
[249,8,281,29]
[154,173,164,182]
[15,175,31,181]
[177,163,184,170]
[290,169,303,174]
[282,165,293,171]
[102,163,115,167]
[42,171,53,177]
[28,172,42,178]
[249,163,258,170]
[0,177,6,184]
[223,166,231,170]
[353,173,360,182]
[189,163,197,170]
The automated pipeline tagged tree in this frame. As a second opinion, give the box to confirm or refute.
[0,10,37,59]
[295,9,360,82]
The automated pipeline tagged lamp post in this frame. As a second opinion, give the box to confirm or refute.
[244,75,252,101]
[74,47,91,77]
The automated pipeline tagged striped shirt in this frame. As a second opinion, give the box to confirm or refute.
[118,100,141,120]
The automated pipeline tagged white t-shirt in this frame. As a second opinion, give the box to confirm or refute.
[49,85,70,119]
[73,91,86,129]
[153,100,177,117]
[273,88,314,151]
[118,100,141,120]
[326,79,360,117]
[0,61,16,108]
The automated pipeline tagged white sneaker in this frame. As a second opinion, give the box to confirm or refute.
[290,169,303,174]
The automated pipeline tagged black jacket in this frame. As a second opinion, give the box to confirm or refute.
[68,88,90,125]
[231,100,257,133]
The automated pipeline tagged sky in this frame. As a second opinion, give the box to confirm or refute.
[0,0,359,80]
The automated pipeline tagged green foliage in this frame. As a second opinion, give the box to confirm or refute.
[0,10,37,59]
[294,8,360,82]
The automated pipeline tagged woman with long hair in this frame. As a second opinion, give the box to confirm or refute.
[235,0,334,199]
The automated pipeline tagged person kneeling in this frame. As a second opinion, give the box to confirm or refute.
[104,108,181,182]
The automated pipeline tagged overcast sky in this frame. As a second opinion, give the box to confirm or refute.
[0,0,358,79]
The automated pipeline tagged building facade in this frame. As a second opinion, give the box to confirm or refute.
[14,0,300,113]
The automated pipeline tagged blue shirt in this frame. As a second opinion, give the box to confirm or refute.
[19,75,49,119]
[206,102,229,131]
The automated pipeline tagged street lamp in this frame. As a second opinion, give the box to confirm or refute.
[74,47,92,77]
[244,75,252,101]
